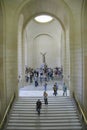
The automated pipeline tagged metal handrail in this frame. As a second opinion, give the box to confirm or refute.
[0,94,15,129]
[73,94,87,125]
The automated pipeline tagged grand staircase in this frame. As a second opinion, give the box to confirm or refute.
[5,96,83,130]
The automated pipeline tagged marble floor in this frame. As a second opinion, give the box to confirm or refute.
[19,80,70,97]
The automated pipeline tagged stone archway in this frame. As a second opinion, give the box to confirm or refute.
[16,0,72,97]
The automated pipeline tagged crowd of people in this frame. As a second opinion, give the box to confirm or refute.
[24,66,63,87]
[18,65,68,115]
[34,68,67,115]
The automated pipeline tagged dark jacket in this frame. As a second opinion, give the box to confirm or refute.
[36,100,42,109]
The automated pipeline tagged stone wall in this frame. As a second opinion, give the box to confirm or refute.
[0,0,87,127]
[82,0,87,119]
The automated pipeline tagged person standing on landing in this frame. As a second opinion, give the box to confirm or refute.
[44,82,47,91]
[63,82,67,96]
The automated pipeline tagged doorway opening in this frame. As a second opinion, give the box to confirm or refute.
[18,14,70,97]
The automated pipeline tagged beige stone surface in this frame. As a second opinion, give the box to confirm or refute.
[0,0,87,126]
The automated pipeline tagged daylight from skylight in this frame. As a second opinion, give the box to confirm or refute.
[34,15,53,23]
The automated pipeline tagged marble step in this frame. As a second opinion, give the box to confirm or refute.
[17,97,74,103]
[17,98,73,101]
[10,113,78,117]
[12,107,75,111]
[15,101,74,104]
[11,110,77,114]
[16,100,74,102]
[9,116,79,120]
[14,103,75,106]
[5,96,82,130]
[17,97,73,100]
[13,104,75,108]
[15,101,74,103]
[7,122,81,126]
[6,126,82,130]
[8,119,80,123]
[18,96,71,98]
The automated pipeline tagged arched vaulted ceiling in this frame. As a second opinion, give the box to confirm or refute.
[2,0,83,35]
[16,0,73,31]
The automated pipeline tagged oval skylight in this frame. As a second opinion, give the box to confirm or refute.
[34,15,53,23]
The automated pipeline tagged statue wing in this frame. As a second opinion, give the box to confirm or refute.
[40,52,46,56]
[44,52,47,55]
